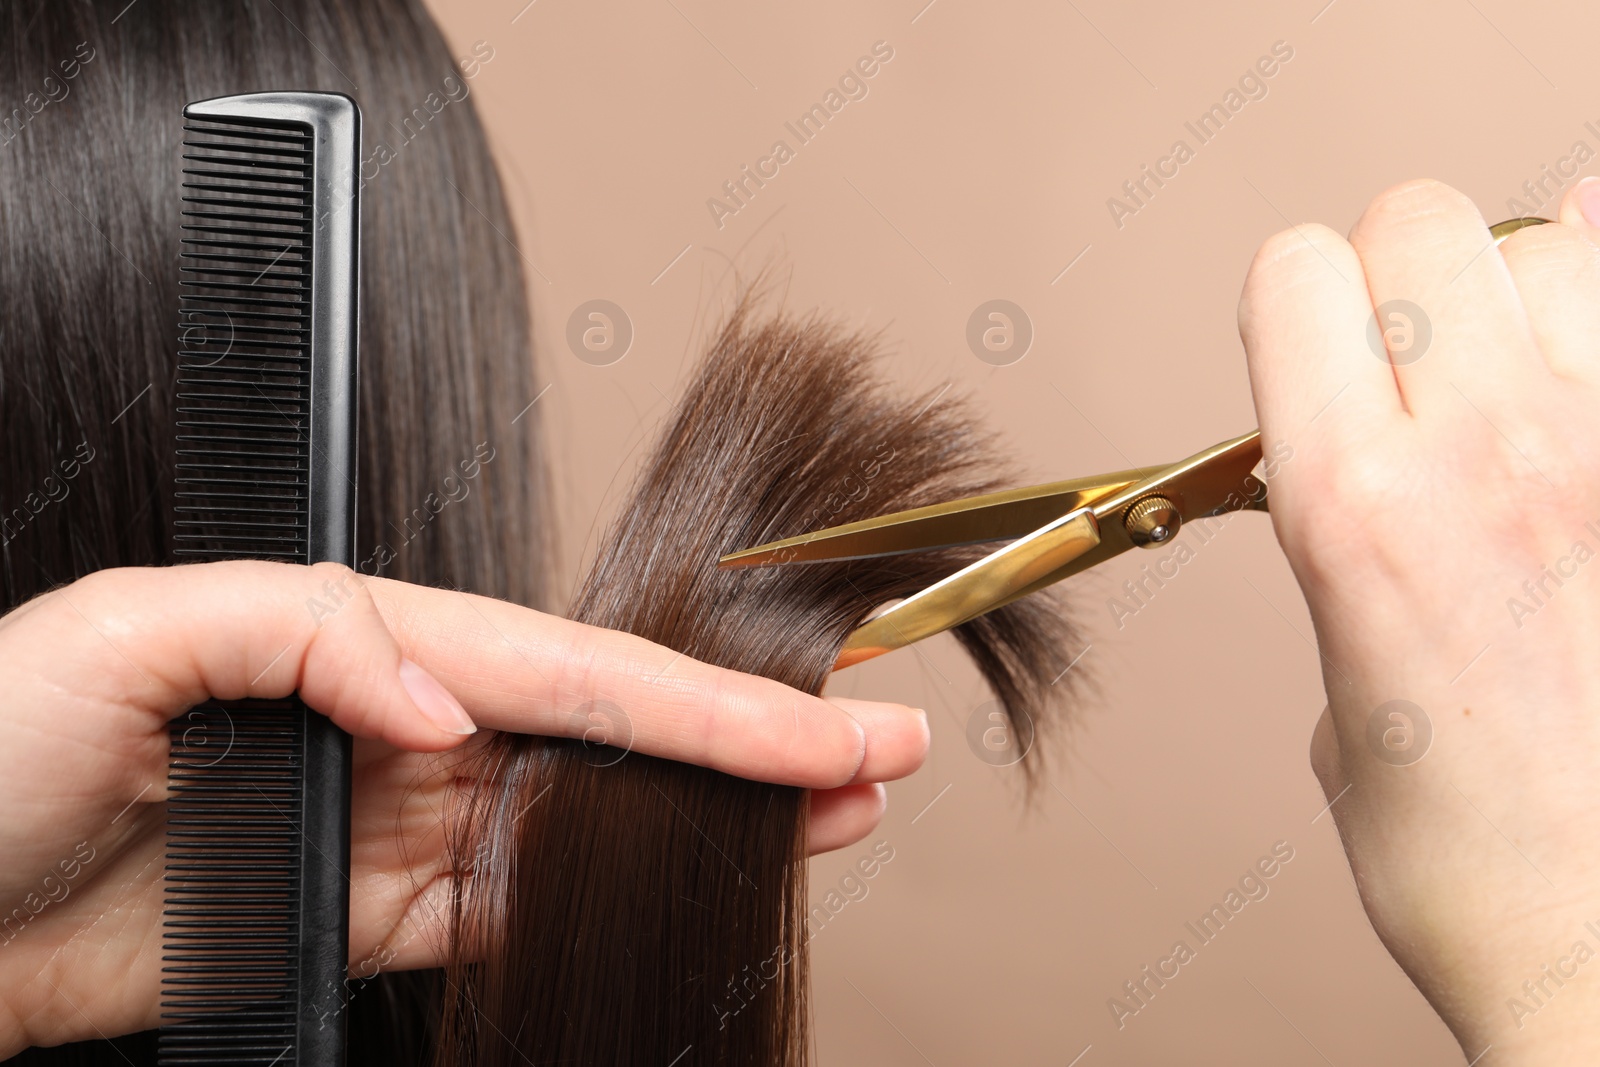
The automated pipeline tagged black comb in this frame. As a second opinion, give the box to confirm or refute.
[160,91,361,1067]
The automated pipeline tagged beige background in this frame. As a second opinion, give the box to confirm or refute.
[419,1,1592,1062]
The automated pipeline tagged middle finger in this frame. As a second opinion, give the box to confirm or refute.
[1348,179,1546,420]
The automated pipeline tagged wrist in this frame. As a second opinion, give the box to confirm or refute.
[1422,922,1600,1066]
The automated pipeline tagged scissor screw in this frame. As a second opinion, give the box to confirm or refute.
[1125,496,1181,548]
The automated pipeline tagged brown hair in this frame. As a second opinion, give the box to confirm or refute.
[434,300,1078,1065]
[1,1,1077,1060]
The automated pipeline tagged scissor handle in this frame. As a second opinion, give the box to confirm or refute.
[1491,216,1551,242]
[824,215,1552,670]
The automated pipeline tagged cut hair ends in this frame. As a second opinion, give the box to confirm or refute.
[436,300,1081,1065]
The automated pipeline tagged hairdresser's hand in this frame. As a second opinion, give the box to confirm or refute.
[1240,178,1600,1063]
[0,560,926,1054]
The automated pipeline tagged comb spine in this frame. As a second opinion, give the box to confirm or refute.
[295,93,359,1067]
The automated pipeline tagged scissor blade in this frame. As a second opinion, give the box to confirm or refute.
[718,466,1161,568]
[830,430,1268,670]
[833,508,1101,670]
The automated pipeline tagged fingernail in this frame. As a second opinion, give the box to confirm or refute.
[825,698,928,784]
[827,698,898,731]
[399,658,476,735]
[1579,177,1600,228]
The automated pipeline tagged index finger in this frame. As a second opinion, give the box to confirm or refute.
[365,578,918,790]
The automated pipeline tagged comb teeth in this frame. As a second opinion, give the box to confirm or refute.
[164,94,359,1067]
[174,116,314,563]
[160,702,304,1065]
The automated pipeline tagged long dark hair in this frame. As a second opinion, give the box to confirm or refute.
[0,0,546,611]
[1,3,1077,1064]
[2,0,543,1062]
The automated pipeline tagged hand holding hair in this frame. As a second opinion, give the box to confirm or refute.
[1240,176,1600,1063]
[426,302,1079,1066]
[0,558,923,1055]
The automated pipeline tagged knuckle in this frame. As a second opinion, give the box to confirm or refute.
[67,564,138,606]
[1354,178,1476,240]
[1501,221,1600,285]
[2,571,110,640]
[694,667,735,739]
[1240,224,1352,326]
[1278,442,1398,563]
[306,559,362,591]
[58,566,164,637]
[1506,424,1597,511]
[555,624,603,702]
[692,664,757,758]
[1249,223,1346,279]
[550,624,621,738]
[303,560,376,624]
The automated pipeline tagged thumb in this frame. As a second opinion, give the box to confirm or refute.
[2,560,476,753]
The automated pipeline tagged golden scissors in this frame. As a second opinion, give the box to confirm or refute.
[719,216,1548,671]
